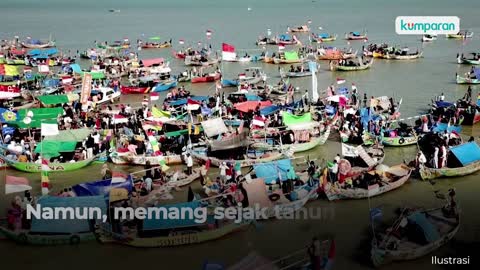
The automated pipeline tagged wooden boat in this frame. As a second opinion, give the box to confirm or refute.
[446,30,473,39]
[120,85,150,94]
[420,160,480,180]
[382,135,417,147]
[153,80,177,92]
[457,53,480,65]
[109,152,182,165]
[279,63,316,78]
[385,51,423,60]
[1,155,98,173]
[345,31,368,40]
[191,72,221,83]
[317,48,357,60]
[311,33,337,42]
[371,207,460,267]
[184,56,220,67]
[422,34,437,42]
[273,56,304,64]
[456,74,480,84]
[172,50,186,59]
[323,164,411,201]
[330,57,373,71]
[192,150,285,168]
[0,227,95,246]
[97,220,251,248]
[288,25,310,33]
[20,39,55,49]
[141,42,172,49]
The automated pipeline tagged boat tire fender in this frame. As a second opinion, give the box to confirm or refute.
[70,235,81,245]
[399,137,405,144]
[269,193,281,202]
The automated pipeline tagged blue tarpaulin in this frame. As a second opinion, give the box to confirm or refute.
[143,201,213,230]
[72,176,133,198]
[245,94,262,101]
[337,87,348,95]
[435,101,454,108]
[407,212,440,243]
[42,78,60,88]
[168,96,208,106]
[432,123,462,134]
[279,34,292,41]
[29,48,58,57]
[318,33,330,38]
[450,142,480,166]
[474,68,480,79]
[260,105,280,116]
[30,196,106,234]
[352,32,361,36]
[70,64,83,73]
[253,159,294,184]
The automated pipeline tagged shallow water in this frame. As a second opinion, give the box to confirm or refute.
[1,0,480,269]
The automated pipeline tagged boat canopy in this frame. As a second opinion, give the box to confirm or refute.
[406,212,440,243]
[279,34,292,41]
[282,112,312,126]
[253,159,294,184]
[260,105,280,116]
[201,118,228,137]
[143,201,214,230]
[72,176,133,197]
[37,93,79,105]
[34,140,78,157]
[140,58,164,67]
[42,78,60,88]
[28,48,58,57]
[284,51,299,60]
[435,101,454,108]
[30,196,106,234]
[70,64,83,73]
[234,100,272,113]
[318,33,330,38]
[168,96,208,106]
[43,128,92,142]
[352,32,361,36]
[450,142,480,166]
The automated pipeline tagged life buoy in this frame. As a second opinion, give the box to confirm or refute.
[399,137,405,144]
[70,235,81,245]
[17,233,28,244]
[268,193,281,202]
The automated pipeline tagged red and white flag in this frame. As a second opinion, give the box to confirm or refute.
[221,43,236,61]
[41,123,59,136]
[252,116,266,127]
[206,29,213,39]
[336,78,346,84]
[278,43,285,51]
[150,92,160,101]
[111,172,127,183]
[187,98,201,111]
[179,39,185,45]
[238,73,246,80]
[5,175,31,195]
[41,159,50,195]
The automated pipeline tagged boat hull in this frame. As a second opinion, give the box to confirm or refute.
[3,155,97,173]
[456,75,480,84]
[382,136,418,146]
[419,160,480,180]
[191,73,221,83]
[192,151,285,168]
[110,152,182,165]
[120,86,150,94]
[0,227,95,246]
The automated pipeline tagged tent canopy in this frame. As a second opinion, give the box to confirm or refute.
[37,93,79,105]
[450,142,480,166]
[234,101,272,113]
[140,58,164,67]
[282,112,312,126]
[284,51,299,61]
[30,196,106,234]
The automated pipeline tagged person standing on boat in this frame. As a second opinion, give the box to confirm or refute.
[439,93,445,101]
[464,86,472,102]
[330,160,339,184]
[440,143,448,168]
[416,151,427,169]
[186,153,193,175]
[433,146,439,169]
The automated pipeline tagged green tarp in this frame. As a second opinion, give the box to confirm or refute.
[34,141,78,158]
[37,94,79,105]
[43,128,92,142]
[282,112,312,126]
[82,72,105,80]
[13,107,64,128]
[284,51,299,61]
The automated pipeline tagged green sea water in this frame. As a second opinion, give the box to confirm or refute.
[1,0,480,269]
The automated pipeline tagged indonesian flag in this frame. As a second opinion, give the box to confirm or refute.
[307,19,312,24]
[111,172,127,183]
[336,78,346,84]
[197,41,202,46]
[187,98,201,111]
[41,159,50,195]
[150,92,160,101]
[278,43,285,51]
[252,115,266,127]
[41,123,59,136]
[351,83,357,91]
[112,114,128,124]
[123,37,129,42]
[5,175,31,195]
[23,66,32,73]
[238,73,246,80]
[61,75,73,85]
[179,39,185,45]
[38,63,50,73]
[222,43,236,61]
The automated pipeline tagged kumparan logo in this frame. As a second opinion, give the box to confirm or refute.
[396,16,460,35]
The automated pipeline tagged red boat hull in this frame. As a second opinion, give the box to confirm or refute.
[191,73,221,83]
[120,86,150,94]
